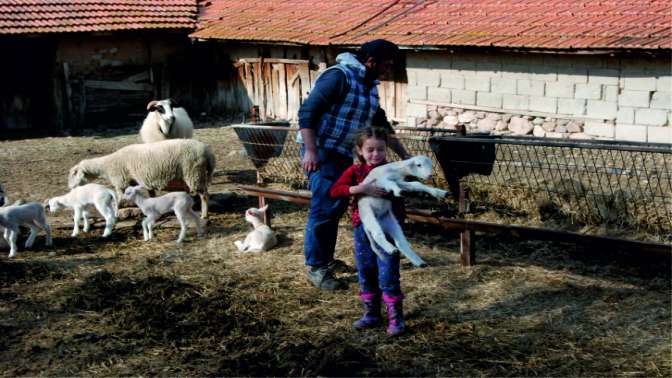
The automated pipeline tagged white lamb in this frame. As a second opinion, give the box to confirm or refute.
[0,202,53,258]
[68,139,215,218]
[233,205,277,253]
[47,183,118,237]
[358,156,448,268]
[139,99,194,143]
[123,185,203,243]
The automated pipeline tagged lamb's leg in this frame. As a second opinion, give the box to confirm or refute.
[146,216,156,240]
[43,222,52,247]
[141,217,150,241]
[188,209,204,237]
[72,207,82,237]
[380,212,427,267]
[359,204,398,256]
[25,225,38,248]
[7,227,18,258]
[199,192,209,219]
[398,181,448,198]
[234,240,246,252]
[377,178,403,197]
[175,211,187,244]
[82,209,91,232]
[95,202,114,237]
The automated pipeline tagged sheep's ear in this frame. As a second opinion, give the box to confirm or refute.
[147,100,159,111]
[259,205,268,212]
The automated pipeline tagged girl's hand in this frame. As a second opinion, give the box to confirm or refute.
[352,179,388,197]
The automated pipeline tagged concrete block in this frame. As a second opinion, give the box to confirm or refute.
[501,64,532,79]
[529,97,557,113]
[618,90,651,108]
[603,85,618,102]
[647,126,672,143]
[574,83,602,100]
[406,103,428,118]
[406,86,427,101]
[465,77,491,91]
[615,124,647,142]
[623,76,657,91]
[452,89,476,105]
[417,70,441,87]
[586,100,618,120]
[545,81,574,98]
[616,107,635,124]
[406,69,419,86]
[517,79,545,96]
[530,66,557,81]
[588,68,619,85]
[557,67,588,83]
[635,108,668,126]
[503,95,529,111]
[657,76,672,92]
[440,73,465,89]
[650,91,672,110]
[558,98,586,115]
[491,77,517,94]
[476,92,503,108]
[428,87,451,103]
[583,121,615,138]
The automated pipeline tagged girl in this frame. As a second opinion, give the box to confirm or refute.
[330,127,406,337]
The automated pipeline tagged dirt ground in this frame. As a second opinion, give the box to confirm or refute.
[0,122,670,377]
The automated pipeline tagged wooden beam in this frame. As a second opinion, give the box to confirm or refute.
[84,80,153,92]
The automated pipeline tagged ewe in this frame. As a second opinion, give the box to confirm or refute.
[123,185,203,244]
[47,183,118,237]
[233,205,277,253]
[140,99,194,143]
[68,139,215,218]
[358,156,447,268]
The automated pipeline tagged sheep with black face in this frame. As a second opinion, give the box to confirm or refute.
[139,98,194,143]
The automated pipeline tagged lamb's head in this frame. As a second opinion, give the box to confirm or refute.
[404,156,434,180]
[147,98,179,137]
[245,205,268,224]
[68,164,89,189]
[122,185,143,201]
[46,198,64,214]
[0,183,5,206]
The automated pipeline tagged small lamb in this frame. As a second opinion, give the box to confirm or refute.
[233,205,277,253]
[47,183,118,237]
[0,202,53,258]
[123,185,203,243]
[358,156,448,267]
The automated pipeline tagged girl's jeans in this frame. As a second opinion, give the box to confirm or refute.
[303,147,352,268]
[354,224,401,295]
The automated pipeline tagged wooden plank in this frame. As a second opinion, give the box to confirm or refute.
[286,64,300,121]
[239,58,310,64]
[125,71,149,83]
[78,80,86,129]
[396,80,407,119]
[63,62,73,126]
[84,80,153,92]
[269,63,279,119]
[298,63,311,101]
[244,63,254,102]
[276,63,288,120]
[263,60,273,120]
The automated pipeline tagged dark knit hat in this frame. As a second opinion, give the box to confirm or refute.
[358,39,399,62]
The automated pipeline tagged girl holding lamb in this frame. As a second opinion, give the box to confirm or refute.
[329,127,407,337]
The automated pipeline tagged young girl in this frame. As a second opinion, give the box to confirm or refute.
[330,127,406,337]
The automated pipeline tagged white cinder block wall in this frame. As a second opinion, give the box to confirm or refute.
[405,51,672,144]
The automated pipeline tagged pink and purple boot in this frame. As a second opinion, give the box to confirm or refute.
[353,292,383,329]
[383,293,406,337]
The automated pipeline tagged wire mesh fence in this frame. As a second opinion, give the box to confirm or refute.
[431,135,672,241]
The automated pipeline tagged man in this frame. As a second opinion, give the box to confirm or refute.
[298,39,410,291]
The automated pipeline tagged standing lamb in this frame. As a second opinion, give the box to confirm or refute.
[358,156,448,268]
[233,205,277,253]
[140,99,194,143]
[123,185,203,243]
[0,202,53,258]
[47,183,118,237]
[68,139,215,219]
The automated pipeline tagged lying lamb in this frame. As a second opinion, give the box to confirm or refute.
[123,185,203,243]
[0,202,53,258]
[140,98,194,143]
[234,205,277,253]
[47,183,118,237]
[68,138,215,218]
[358,156,448,267]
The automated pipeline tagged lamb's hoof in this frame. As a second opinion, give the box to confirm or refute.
[8,253,16,258]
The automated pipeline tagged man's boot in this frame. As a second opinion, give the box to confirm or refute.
[384,293,405,337]
[306,265,347,291]
[353,292,382,329]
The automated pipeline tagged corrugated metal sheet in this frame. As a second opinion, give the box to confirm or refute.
[0,0,197,34]
[191,0,672,49]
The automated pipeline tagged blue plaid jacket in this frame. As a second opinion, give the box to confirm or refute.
[299,53,380,157]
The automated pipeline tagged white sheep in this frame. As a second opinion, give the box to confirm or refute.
[0,202,53,258]
[123,185,203,243]
[47,183,118,238]
[139,99,194,143]
[358,156,448,268]
[68,139,215,219]
[233,205,277,253]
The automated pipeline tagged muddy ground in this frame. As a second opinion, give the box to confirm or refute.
[0,122,670,376]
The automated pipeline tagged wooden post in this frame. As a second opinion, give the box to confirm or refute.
[63,63,73,129]
[459,186,473,267]
[256,171,270,226]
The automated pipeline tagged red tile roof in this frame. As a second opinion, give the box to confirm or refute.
[191,0,672,50]
[0,0,197,34]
